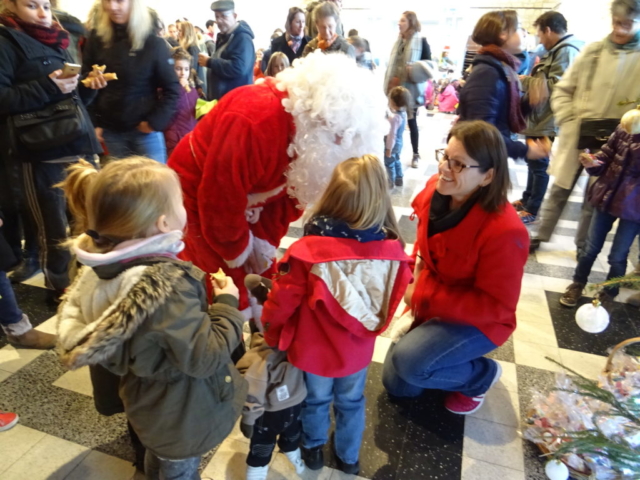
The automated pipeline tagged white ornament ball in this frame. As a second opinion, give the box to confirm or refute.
[575,302,610,333]
[545,459,569,480]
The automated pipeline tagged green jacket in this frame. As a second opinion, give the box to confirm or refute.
[57,258,247,459]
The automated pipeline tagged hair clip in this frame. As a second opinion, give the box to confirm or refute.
[85,229,100,240]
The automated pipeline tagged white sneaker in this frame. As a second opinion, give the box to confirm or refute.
[284,448,306,474]
[246,465,269,480]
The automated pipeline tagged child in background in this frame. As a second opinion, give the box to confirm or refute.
[261,155,413,475]
[385,86,412,187]
[164,48,200,157]
[437,79,460,113]
[265,52,290,77]
[560,107,640,308]
[56,157,247,480]
[237,275,307,480]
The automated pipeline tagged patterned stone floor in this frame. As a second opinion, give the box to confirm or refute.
[0,111,638,480]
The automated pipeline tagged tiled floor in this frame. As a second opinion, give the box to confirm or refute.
[1,112,638,480]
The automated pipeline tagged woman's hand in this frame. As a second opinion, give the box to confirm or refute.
[214,275,240,300]
[137,121,154,134]
[95,127,104,143]
[198,53,210,67]
[579,150,602,169]
[49,70,78,94]
[85,70,108,90]
[526,139,550,160]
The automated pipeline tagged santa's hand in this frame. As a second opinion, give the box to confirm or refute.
[245,207,264,225]
[390,310,414,344]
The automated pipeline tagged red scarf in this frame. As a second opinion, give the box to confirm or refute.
[0,13,69,50]
[477,44,526,134]
[318,33,338,51]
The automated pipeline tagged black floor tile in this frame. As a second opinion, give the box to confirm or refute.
[0,283,56,349]
[546,291,640,356]
[396,442,462,480]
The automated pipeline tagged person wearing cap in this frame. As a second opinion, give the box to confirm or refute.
[198,0,255,100]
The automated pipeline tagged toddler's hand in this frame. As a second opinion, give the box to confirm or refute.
[579,150,602,169]
[214,275,239,299]
[385,149,391,158]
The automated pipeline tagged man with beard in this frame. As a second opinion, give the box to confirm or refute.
[168,51,386,319]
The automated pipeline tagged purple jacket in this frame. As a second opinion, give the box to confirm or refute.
[587,126,640,223]
[164,86,198,156]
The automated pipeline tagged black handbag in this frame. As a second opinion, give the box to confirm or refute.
[9,96,86,152]
[577,45,618,152]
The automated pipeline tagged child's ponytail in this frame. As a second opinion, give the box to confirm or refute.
[58,159,99,236]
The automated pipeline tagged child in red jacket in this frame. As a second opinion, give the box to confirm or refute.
[262,155,413,475]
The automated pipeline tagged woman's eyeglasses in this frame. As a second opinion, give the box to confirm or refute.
[435,149,482,174]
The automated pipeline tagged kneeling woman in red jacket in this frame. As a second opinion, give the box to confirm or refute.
[383,121,529,415]
[263,155,412,474]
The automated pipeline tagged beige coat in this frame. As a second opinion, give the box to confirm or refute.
[550,38,640,189]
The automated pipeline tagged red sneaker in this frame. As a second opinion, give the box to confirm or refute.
[0,412,19,432]
[444,362,502,415]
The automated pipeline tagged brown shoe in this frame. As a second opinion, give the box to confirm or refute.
[8,329,57,350]
[559,282,585,307]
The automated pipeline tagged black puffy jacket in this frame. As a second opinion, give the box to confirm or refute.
[0,26,102,162]
[82,24,180,132]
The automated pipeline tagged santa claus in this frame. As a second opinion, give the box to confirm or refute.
[168,51,387,316]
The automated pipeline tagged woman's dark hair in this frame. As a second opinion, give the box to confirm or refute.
[205,19,215,28]
[611,0,640,19]
[447,121,511,213]
[403,11,422,36]
[472,10,518,47]
[533,11,568,34]
[285,7,305,34]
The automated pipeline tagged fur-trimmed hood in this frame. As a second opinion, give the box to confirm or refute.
[57,261,187,370]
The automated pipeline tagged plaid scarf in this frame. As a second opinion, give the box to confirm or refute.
[0,13,69,50]
[478,45,527,134]
[287,33,302,54]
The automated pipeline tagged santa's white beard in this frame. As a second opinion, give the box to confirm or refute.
[285,125,380,207]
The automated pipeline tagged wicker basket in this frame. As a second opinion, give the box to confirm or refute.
[534,337,640,480]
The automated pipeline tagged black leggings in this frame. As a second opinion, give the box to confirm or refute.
[408,107,419,155]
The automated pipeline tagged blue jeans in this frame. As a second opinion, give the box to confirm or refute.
[522,138,551,216]
[302,368,368,465]
[102,129,167,164]
[0,271,23,327]
[382,320,498,398]
[144,451,200,480]
[384,151,403,183]
[574,209,640,297]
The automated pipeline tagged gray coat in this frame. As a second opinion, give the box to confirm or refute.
[521,34,583,137]
[303,36,355,59]
[57,259,247,460]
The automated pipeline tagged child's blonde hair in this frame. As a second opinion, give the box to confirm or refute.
[61,157,182,253]
[265,52,290,77]
[309,155,403,244]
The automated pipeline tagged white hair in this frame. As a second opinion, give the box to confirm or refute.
[275,51,387,207]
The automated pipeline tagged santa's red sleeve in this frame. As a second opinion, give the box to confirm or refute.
[197,113,267,267]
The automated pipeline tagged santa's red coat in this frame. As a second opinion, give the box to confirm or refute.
[168,78,302,310]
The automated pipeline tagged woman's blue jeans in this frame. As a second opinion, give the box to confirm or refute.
[102,129,167,164]
[301,367,368,465]
[0,271,23,327]
[574,209,640,297]
[382,320,498,398]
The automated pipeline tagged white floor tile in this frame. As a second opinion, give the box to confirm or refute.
[518,286,548,306]
[0,424,47,475]
[494,361,517,393]
[372,336,392,364]
[463,417,524,472]
[461,456,525,480]
[278,236,297,251]
[201,438,249,479]
[35,315,58,335]
[65,450,135,480]
[558,349,607,380]
[520,273,545,290]
[469,387,520,428]
[541,275,572,294]
[20,272,46,289]
[513,321,558,348]
[1,433,90,480]
[0,344,44,373]
[516,299,553,326]
[225,418,250,445]
[330,470,368,480]
[52,366,93,397]
[513,339,563,373]
[0,368,12,383]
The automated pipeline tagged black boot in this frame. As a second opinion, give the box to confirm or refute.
[301,446,324,470]
[9,257,41,284]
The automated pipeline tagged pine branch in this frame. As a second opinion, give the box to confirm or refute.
[586,275,640,293]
